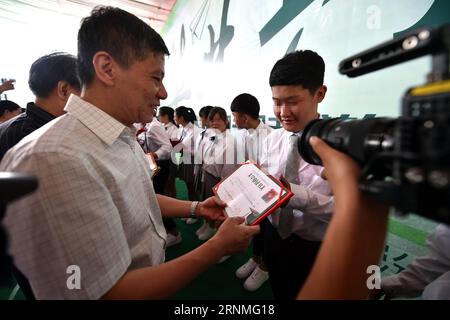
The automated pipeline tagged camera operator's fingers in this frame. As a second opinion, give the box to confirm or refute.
[211,217,260,255]
[310,136,360,184]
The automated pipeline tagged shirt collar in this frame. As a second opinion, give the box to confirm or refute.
[64,94,131,146]
[283,128,302,137]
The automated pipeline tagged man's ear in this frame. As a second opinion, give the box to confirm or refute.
[56,80,70,100]
[92,51,116,86]
[315,85,327,103]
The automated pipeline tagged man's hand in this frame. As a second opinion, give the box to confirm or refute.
[278,175,291,208]
[212,217,260,255]
[0,79,15,94]
[196,196,227,224]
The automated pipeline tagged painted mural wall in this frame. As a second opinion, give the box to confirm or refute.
[161,0,450,127]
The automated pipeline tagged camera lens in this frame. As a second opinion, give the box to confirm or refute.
[299,118,396,166]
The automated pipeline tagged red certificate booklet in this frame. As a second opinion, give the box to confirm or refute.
[213,161,293,225]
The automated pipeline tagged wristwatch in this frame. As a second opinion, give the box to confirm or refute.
[189,201,199,218]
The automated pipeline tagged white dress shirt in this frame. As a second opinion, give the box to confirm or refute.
[244,120,274,163]
[201,129,239,179]
[382,224,450,299]
[259,128,334,241]
[164,122,181,142]
[0,94,166,299]
[138,118,172,160]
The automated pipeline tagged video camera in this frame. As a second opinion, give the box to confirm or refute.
[299,24,450,224]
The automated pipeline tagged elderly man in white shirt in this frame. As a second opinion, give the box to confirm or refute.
[0,6,259,300]
[259,50,335,300]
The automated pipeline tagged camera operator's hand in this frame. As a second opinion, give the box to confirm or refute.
[298,137,389,300]
[309,136,361,196]
[0,79,15,94]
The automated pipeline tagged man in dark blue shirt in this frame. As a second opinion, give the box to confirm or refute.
[0,52,80,161]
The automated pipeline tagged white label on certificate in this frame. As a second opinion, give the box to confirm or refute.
[215,163,284,224]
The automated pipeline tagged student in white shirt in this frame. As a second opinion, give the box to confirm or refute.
[157,106,180,198]
[137,110,182,247]
[231,93,273,291]
[193,106,214,236]
[371,224,450,300]
[175,106,199,205]
[259,50,334,300]
[199,107,240,242]
[158,106,181,143]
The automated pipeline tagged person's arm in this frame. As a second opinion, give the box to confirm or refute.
[156,194,227,223]
[285,181,334,214]
[0,79,15,94]
[379,224,450,299]
[298,137,389,300]
[147,122,172,160]
[102,217,260,299]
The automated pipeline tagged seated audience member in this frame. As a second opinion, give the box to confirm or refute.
[0,6,259,299]
[372,224,450,300]
[0,52,80,161]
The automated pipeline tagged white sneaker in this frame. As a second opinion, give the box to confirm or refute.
[186,218,198,224]
[195,221,208,236]
[198,225,216,241]
[243,267,269,291]
[166,233,182,247]
[235,258,258,279]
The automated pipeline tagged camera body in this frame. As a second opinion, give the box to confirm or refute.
[299,24,450,224]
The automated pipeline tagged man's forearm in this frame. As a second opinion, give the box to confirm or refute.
[102,237,225,299]
[157,194,192,218]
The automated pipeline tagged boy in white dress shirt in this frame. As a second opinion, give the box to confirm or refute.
[231,93,274,291]
[259,50,335,299]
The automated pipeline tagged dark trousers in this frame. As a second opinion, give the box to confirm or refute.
[153,160,176,233]
[263,221,321,300]
[153,160,170,194]
[252,219,266,257]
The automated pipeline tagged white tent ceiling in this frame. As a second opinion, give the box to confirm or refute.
[0,0,177,32]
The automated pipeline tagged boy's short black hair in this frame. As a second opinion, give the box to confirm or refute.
[230,93,260,119]
[269,50,325,94]
[0,100,22,116]
[28,52,80,98]
[78,6,170,86]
